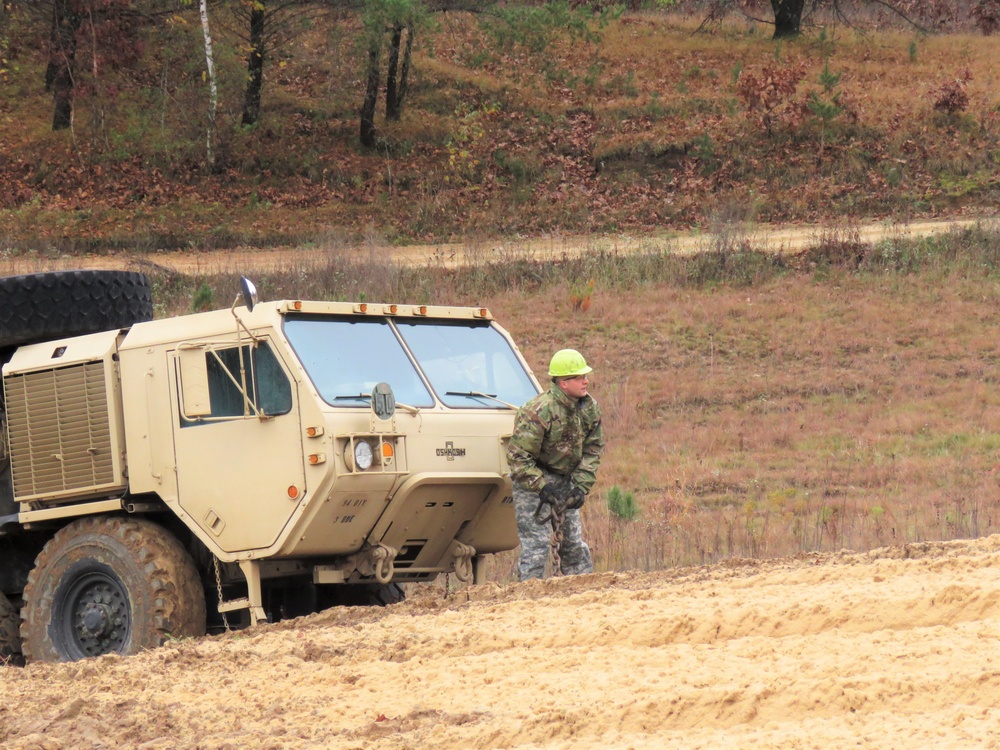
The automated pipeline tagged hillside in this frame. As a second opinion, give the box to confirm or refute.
[1,9,998,250]
[3,534,1000,748]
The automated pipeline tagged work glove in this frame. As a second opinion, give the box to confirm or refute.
[565,484,586,510]
[538,482,565,508]
[535,481,570,523]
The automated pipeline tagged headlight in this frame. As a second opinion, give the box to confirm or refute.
[353,440,373,471]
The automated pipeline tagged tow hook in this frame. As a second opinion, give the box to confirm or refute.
[370,545,398,584]
[452,542,477,583]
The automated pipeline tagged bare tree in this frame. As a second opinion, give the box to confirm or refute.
[199,0,219,168]
[24,0,171,131]
[226,0,325,126]
[772,0,805,38]
[701,0,949,40]
[357,0,423,147]
[49,0,80,130]
[384,20,412,121]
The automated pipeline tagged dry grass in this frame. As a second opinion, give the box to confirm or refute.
[477,236,1000,577]
[125,222,1000,582]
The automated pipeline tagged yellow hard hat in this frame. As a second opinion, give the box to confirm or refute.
[548,349,593,378]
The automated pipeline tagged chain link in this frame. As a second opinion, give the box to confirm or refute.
[213,556,230,632]
[547,505,565,576]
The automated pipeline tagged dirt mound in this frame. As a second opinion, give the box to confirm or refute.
[3,535,1000,749]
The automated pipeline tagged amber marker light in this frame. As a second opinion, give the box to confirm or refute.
[308,454,327,465]
[474,307,489,318]
[287,485,300,499]
[292,301,303,310]
[354,303,368,314]
[306,426,324,438]
[386,304,398,314]
[414,305,427,316]
[381,442,394,459]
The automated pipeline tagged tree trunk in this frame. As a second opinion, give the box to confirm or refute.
[200,0,219,169]
[241,2,265,126]
[385,24,402,121]
[771,0,805,39]
[386,22,413,122]
[50,0,79,131]
[360,36,380,148]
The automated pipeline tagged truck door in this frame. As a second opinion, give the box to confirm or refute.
[171,339,305,553]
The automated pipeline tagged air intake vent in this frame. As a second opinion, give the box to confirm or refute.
[5,361,121,502]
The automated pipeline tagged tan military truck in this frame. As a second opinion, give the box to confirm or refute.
[0,271,539,663]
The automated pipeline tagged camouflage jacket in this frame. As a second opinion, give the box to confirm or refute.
[507,382,604,494]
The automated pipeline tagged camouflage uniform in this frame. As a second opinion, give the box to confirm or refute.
[507,382,604,580]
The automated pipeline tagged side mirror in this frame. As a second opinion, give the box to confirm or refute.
[240,277,258,312]
[371,382,396,420]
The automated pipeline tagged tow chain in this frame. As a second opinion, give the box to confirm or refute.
[548,503,565,576]
[534,483,568,577]
[213,557,230,632]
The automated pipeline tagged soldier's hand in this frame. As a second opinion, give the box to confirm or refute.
[539,483,563,507]
[565,484,586,510]
[535,482,566,523]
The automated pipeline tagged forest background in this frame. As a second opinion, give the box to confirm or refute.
[3,0,1000,579]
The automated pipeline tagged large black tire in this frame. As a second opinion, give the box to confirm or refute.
[0,591,22,665]
[0,270,153,348]
[22,517,206,663]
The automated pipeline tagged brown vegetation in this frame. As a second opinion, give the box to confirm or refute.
[6,219,996,581]
[0,11,999,250]
[479,224,1000,579]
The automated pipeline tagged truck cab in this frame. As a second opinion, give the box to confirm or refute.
[0,273,538,662]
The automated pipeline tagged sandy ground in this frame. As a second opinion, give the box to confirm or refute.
[3,535,1000,749]
[0,218,985,276]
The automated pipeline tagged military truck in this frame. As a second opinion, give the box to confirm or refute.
[0,270,539,663]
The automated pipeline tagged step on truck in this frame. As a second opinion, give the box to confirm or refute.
[0,271,539,663]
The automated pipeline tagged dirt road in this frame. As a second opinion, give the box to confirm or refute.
[0,218,984,277]
[2,535,999,748]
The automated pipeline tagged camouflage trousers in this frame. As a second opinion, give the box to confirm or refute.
[513,472,593,581]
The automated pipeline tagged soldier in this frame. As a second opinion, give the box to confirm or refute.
[507,349,605,580]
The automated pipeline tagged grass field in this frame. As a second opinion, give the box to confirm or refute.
[485,231,1000,578]
[124,219,1000,581]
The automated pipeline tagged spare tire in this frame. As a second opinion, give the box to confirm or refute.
[0,270,153,349]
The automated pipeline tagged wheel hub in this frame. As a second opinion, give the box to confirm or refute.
[81,602,115,638]
[57,573,130,658]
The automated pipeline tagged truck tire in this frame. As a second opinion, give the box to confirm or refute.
[0,270,153,348]
[21,517,206,663]
[355,582,406,606]
[0,591,22,665]
[323,582,406,608]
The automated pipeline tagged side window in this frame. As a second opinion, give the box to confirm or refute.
[254,343,294,414]
[180,342,292,425]
[207,347,251,417]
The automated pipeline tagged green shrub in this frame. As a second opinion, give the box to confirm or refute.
[607,485,639,521]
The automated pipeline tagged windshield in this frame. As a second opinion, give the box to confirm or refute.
[284,316,434,407]
[394,319,538,408]
[283,315,538,409]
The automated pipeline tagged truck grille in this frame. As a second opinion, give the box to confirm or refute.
[5,361,118,501]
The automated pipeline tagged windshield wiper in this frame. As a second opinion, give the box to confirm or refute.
[445,391,517,409]
[332,392,420,414]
